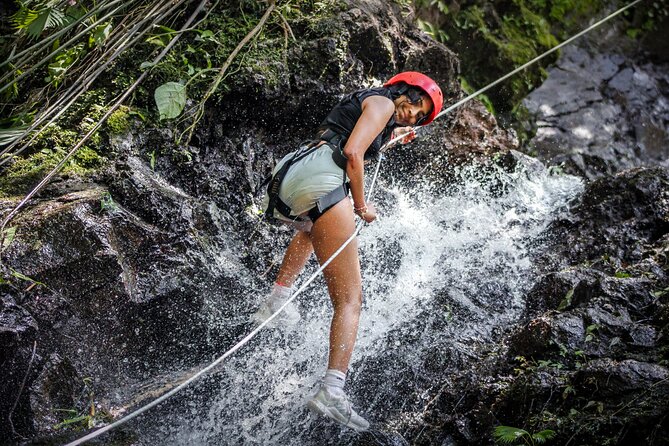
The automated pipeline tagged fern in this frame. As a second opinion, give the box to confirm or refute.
[12,3,68,39]
[10,4,39,31]
[494,426,531,444]
[532,430,556,444]
[0,126,29,146]
[494,425,556,445]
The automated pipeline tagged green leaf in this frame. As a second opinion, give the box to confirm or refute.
[54,414,89,430]
[493,425,530,444]
[199,29,214,39]
[11,6,39,32]
[2,227,17,250]
[154,82,187,120]
[89,22,112,47]
[557,287,574,311]
[140,61,155,70]
[652,287,669,298]
[46,43,84,87]
[532,429,556,443]
[11,269,45,286]
[26,8,67,39]
[0,126,28,145]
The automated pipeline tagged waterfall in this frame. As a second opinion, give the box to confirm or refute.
[132,155,583,445]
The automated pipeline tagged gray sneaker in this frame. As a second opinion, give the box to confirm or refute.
[307,386,370,431]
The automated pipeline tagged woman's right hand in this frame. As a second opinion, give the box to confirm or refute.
[355,202,377,223]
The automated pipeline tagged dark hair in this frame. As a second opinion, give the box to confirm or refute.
[387,81,427,104]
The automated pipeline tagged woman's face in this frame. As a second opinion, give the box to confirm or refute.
[393,95,433,126]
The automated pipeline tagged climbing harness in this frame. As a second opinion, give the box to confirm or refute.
[264,128,349,223]
[64,1,645,444]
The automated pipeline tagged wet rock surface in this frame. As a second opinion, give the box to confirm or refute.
[522,34,669,180]
[408,166,669,445]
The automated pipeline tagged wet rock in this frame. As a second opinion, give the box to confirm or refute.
[509,313,585,358]
[523,268,604,318]
[575,358,669,398]
[541,166,669,267]
[1,185,244,439]
[0,291,38,441]
[29,353,82,438]
[383,100,519,191]
[522,40,669,179]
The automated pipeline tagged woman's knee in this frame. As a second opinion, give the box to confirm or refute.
[332,289,363,313]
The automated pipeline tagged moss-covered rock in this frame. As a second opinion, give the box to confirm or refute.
[414,0,609,113]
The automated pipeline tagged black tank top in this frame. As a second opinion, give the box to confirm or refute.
[319,87,398,160]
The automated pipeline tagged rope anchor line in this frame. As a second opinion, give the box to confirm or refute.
[60,0,644,443]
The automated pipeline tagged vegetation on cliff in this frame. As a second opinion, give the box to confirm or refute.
[413,0,669,115]
[0,0,345,197]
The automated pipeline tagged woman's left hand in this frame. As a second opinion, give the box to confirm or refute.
[393,126,416,144]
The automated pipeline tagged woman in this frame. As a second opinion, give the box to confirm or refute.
[256,72,443,431]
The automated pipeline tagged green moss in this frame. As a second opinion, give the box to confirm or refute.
[106,106,131,135]
[0,124,106,197]
[459,76,495,114]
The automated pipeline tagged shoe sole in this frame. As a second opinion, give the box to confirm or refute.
[307,399,369,432]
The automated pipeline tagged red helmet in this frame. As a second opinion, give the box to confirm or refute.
[384,71,443,125]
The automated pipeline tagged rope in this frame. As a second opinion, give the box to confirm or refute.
[62,0,644,443]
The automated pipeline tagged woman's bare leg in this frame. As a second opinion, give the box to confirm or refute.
[309,199,362,373]
[275,230,314,287]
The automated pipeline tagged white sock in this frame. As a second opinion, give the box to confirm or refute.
[323,369,346,395]
[269,283,292,304]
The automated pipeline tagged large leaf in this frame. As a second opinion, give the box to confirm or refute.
[89,22,112,47]
[26,7,67,38]
[154,82,187,120]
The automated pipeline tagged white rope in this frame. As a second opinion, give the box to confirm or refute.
[63,1,644,443]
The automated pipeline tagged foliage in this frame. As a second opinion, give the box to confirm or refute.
[623,0,669,38]
[0,0,346,191]
[11,1,75,40]
[494,425,556,445]
[154,82,187,120]
[1,227,17,251]
[413,0,605,113]
[53,377,110,431]
[0,123,105,196]
[100,191,118,213]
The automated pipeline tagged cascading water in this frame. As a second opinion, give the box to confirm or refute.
[129,153,583,445]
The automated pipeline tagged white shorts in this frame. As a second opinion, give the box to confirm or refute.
[262,143,348,223]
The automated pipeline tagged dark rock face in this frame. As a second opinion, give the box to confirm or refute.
[542,167,669,268]
[0,185,243,440]
[0,291,38,440]
[409,166,669,445]
[522,36,669,180]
